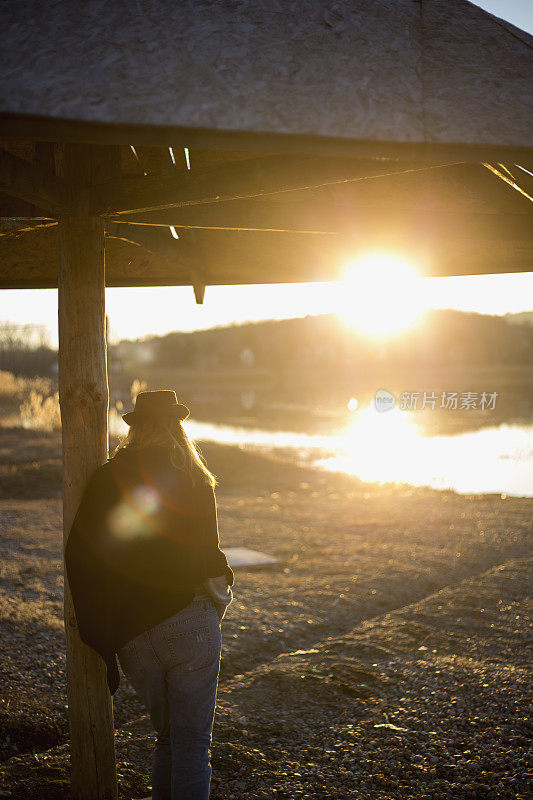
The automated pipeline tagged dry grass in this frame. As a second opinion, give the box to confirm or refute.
[0,372,147,434]
[0,371,60,432]
[19,391,61,432]
[0,371,53,405]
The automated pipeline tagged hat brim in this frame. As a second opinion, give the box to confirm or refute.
[122,404,190,426]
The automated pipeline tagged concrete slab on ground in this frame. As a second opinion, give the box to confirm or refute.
[225,546,279,569]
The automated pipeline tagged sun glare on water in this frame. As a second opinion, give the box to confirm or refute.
[336,405,420,484]
[339,252,424,337]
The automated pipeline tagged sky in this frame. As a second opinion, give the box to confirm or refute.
[0,0,531,347]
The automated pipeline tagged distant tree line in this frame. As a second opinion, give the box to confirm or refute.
[117,310,533,373]
[2,310,532,379]
[0,323,57,377]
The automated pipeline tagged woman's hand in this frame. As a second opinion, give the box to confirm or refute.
[203,574,233,621]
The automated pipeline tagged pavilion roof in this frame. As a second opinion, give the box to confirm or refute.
[1,0,532,155]
[0,0,531,290]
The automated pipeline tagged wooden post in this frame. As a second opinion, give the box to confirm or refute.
[56,143,119,800]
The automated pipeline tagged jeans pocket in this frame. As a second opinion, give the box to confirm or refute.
[163,625,215,672]
[117,639,145,683]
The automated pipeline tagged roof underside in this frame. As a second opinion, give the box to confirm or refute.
[0,1,531,289]
[0,146,531,287]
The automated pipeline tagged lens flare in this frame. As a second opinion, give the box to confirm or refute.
[107,485,162,541]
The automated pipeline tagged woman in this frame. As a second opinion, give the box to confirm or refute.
[65,390,234,800]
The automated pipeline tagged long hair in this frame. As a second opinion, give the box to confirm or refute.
[113,417,217,489]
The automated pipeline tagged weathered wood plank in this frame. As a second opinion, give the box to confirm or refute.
[133,145,183,175]
[0,227,177,287]
[2,237,531,288]
[0,147,70,215]
[57,143,119,800]
[447,163,533,215]
[108,203,533,243]
[497,163,533,199]
[90,155,453,216]
[2,215,533,291]
[105,222,207,303]
[105,221,188,263]
[34,141,56,174]
[0,219,57,236]
[482,163,533,204]
[0,191,54,218]
[104,226,533,282]
[1,115,532,168]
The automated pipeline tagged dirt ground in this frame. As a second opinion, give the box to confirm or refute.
[0,427,531,799]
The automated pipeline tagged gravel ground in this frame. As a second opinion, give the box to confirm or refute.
[0,427,531,799]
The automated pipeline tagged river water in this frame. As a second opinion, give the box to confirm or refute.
[110,404,533,497]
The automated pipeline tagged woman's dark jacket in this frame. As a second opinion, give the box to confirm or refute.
[64,445,234,695]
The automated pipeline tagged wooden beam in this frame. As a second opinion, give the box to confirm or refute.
[108,202,533,242]
[186,231,206,304]
[106,222,206,302]
[33,141,60,219]
[0,148,70,215]
[1,113,532,168]
[90,154,453,215]
[34,141,57,174]
[105,221,188,262]
[446,162,533,214]
[502,163,533,198]
[133,144,182,175]
[105,226,533,282]
[1,232,531,288]
[2,211,532,291]
[0,142,59,220]
[0,191,54,218]
[483,162,533,203]
[192,276,206,304]
[0,219,57,236]
[195,242,533,281]
[57,143,119,800]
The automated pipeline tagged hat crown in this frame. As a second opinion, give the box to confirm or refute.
[134,390,178,412]
[122,390,190,425]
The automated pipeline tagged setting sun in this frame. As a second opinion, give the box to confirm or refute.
[0,0,532,796]
[339,253,425,338]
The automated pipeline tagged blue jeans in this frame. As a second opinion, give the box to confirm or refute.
[117,599,222,800]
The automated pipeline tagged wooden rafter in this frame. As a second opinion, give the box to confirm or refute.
[2,114,533,168]
[105,222,206,303]
[505,163,533,197]
[107,202,533,243]
[105,222,186,262]
[0,191,55,219]
[1,222,532,289]
[90,154,455,216]
[0,148,70,215]
[0,219,57,236]
[446,162,533,214]
[482,162,533,203]
[105,144,205,300]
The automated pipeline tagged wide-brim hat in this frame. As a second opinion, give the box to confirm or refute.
[122,390,190,426]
